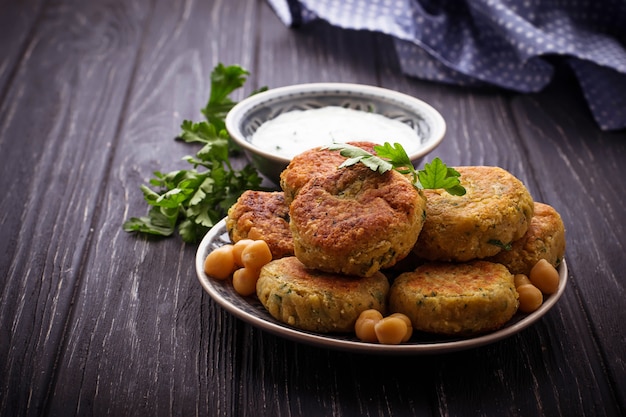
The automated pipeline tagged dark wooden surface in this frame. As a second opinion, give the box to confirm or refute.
[1,0,625,416]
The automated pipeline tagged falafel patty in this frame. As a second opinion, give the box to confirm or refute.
[256,256,389,333]
[487,202,566,275]
[413,166,534,262]
[279,141,378,204]
[389,261,518,335]
[226,190,293,259]
[289,163,427,277]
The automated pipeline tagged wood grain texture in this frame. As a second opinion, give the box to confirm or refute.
[0,0,150,415]
[43,0,263,415]
[0,0,46,91]
[509,68,626,411]
[0,0,624,416]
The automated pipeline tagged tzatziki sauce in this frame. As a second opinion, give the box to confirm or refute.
[250,106,419,158]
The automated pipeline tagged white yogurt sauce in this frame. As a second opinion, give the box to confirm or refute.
[251,106,420,158]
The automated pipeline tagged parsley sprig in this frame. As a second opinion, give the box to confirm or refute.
[327,142,466,196]
[123,64,263,243]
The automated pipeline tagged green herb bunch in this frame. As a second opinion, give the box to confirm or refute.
[327,142,466,196]
[123,64,264,243]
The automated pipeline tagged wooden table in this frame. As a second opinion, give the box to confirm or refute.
[1,0,624,415]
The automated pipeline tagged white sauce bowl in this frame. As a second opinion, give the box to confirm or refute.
[225,83,446,185]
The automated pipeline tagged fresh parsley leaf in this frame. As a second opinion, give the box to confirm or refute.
[418,157,466,196]
[201,64,249,132]
[328,143,393,174]
[200,64,269,134]
[123,63,264,243]
[373,142,413,169]
[123,205,178,237]
[178,120,219,144]
[372,142,418,181]
[328,142,466,196]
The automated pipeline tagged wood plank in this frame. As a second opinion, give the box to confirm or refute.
[0,0,47,266]
[375,35,625,415]
[253,18,382,88]
[509,66,626,411]
[0,0,47,90]
[0,0,151,415]
[43,0,265,415]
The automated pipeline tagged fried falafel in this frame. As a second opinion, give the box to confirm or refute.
[389,261,519,335]
[226,190,293,259]
[279,141,378,204]
[256,256,389,333]
[289,163,427,277]
[487,202,566,275]
[413,166,534,262]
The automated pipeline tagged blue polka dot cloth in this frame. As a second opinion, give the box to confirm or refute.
[267,0,626,131]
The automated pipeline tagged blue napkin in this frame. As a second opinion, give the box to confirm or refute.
[268,0,626,131]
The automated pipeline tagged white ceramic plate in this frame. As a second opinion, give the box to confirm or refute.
[196,219,568,355]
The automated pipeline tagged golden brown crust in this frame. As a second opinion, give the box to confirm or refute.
[256,257,389,333]
[226,190,293,259]
[413,166,534,262]
[289,163,427,277]
[487,202,566,275]
[389,261,518,335]
[279,141,378,204]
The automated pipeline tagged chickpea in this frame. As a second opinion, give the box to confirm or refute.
[241,240,273,270]
[374,316,408,345]
[204,245,236,280]
[232,267,259,296]
[514,274,532,288]
[529,259,560,294]
[388,313,413,342]
[355,319,379,343]
[355,309,383,343]
[517,284,543,313]
[359,309,384,321]
[232,239,254,267]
